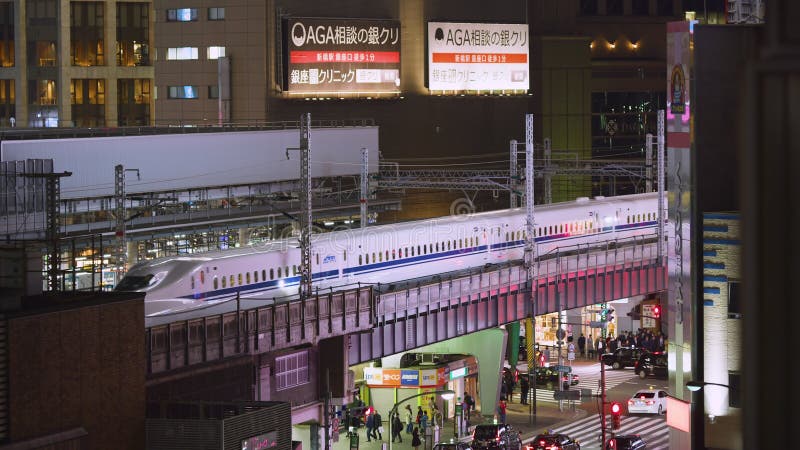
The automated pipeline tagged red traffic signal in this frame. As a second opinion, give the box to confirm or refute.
[610,402,622,429]
[653,304,661,318]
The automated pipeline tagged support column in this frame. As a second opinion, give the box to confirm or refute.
[238,227,251,247]
[126,240,138,267]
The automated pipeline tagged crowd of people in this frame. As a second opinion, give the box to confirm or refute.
[344,393,477,450]
[573,329,667,359]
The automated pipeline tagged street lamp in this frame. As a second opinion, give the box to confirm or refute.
[686,380,730,392]
[388,389,456,450]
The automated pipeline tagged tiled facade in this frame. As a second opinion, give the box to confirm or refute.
[701,212,741,417]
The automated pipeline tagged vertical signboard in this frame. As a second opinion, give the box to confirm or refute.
[285,18,401,94]
[427,22,529,91]
[666,20,694,450]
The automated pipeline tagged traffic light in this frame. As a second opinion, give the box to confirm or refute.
[538,351,546,367]
[610,402,622,429]
[653,304,661,318]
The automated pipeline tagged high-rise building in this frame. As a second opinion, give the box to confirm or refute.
[0,0,154,128]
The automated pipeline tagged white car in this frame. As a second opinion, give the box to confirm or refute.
[627,389,668,414]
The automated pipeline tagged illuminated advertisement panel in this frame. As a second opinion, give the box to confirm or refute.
[285,18,401,94]
[428,22,529,91]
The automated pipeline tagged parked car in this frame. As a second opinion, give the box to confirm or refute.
[531,367,580,390]
[601,347,645,370]
[634,352,668,379]
[435,443,472,450]
[472,424,521,450]
[627,389,668,415]
[606,434,647,449]
[528,432,581,450]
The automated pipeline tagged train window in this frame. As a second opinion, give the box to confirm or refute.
[359,254,363,265]
[191,276,195,290]
[213,277,218,289]
[277,267,282,278]
[417,245,420,255]
[505,232,509,241]
[254,271,258,283]
[293,265,297,276]
[221,277,226,288]
[392,249,396,260]
[385,250,389,261]
[497,228,501,236]
[232,275,236,286]
[344,250,347,261]
[447,241,451,251]
[262,270,266,281]
[200,271,205,284]
[435,242,439,252]
[378,252,382,262]
[365,254,369,264]
[237,273,242,285]
[285,266,289,277]
[372,252,376,262]
[270,268,274,280]
[246,272,251,284]
[316,254,320,265]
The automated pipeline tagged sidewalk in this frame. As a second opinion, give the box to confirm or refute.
[331,399,586,450]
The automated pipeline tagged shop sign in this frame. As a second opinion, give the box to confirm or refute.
[364,367,383,385]
[449,367,468,380]
[420,369,438,386]
[401,370,420,386]
[285,17,401,94]
[428,22,529,91]
[241,430,278,450]
[382,369,402,386]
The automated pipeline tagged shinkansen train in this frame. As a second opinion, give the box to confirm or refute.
[117,193,660,318]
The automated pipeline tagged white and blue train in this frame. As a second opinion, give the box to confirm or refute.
[117,193,660,319]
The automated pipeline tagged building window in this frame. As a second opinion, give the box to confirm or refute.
[578,0,598,15]
[207,46,225,60]
[632,0,650,15]
[70,2,105,66]
[728,281,741,318]
[70,79,105,105]
[208,85,219,99]
[117,3,150,66]
[167,47,198,60]
[167,8,197,22]
[167,85,199,99]
[606,0,623,15]
[208,7,225,21]
[0,2,14,67]
[275,350,309,390]
[656,0,674,16]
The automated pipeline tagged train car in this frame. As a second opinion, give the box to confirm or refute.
[118,192,660,319]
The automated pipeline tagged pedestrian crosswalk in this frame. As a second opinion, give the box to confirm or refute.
[513,363,638,404]
[545,414,670,450]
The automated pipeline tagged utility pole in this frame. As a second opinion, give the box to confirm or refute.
[360,147,368,228]
[287,113,313,300]
[601,354,607,447]
[523,114,537,420]
[646,133,654,193]
[114,165,139,276]
[510,139,518,209]
[22,171,72,291]
[657,110,666,263]
[543,138,552,204]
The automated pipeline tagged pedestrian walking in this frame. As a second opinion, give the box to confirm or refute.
[405,405,414,434]
[587,334,595,358]
[578,334,586,358]
[412,427,422,450]
[366,412,375,442]
[416,406,423,425]
[519,374,530,405]
[464,392,475,419]
[373,411,383,440]
[420,410,428,431]
[392,413,403,443]
[496,399,507,424]
[567,341,576,365]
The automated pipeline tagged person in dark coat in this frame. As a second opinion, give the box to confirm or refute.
[391,413,403,443]
[372,411,383,440]
[412,427,422,450]
[366,412,375,441]
[520,374,530,405]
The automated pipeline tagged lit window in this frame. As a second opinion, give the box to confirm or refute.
[166,47,198,60]
[167,85,199,99]
[208,7,225,21]
[167,8,197,22]
[359,254,363,265]
[246,272,250,284]
[207,46,225,60]
[254,271,258,283]
[213,277,218,289]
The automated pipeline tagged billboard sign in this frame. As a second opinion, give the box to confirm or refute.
[428,22,529,91]
[285,18,401,94]
[364,367,383,385]
[401,370,420,386]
